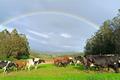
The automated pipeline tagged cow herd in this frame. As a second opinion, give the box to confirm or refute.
[54,55,120,73]
[0,58,45,73]
[82,55,120,73]
[0,54,120,73]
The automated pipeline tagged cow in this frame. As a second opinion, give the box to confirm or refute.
[54,56,74,67]
[14,60,27,70]
[0,60,16,73]
[73,56,83,66]
[83,55,119,73]
[26,58,45,70]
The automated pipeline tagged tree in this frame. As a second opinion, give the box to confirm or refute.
[110,10,120,54]
[85,10,120,55]
[111,9,120,30]
[0,28,30,60]
[113,28,120,54]
[85,21,115,55]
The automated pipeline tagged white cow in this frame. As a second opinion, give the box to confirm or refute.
[26,58,45,70]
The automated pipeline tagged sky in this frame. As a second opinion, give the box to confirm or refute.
[0,0,120,52]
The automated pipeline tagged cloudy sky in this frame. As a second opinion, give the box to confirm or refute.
[0,0,120,52]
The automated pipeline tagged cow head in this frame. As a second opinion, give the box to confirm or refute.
[8,62,17,68]
[39,59,45,63]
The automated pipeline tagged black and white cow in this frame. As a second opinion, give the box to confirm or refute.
[26,58,45,70]
[73,56,83,66]
[0,60,16,73]
[82,55,119,73]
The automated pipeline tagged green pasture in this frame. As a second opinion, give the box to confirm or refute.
[0,64,120,80]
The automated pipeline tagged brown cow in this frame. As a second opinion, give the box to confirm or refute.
[54,56,73,67]
[14,60,27,70]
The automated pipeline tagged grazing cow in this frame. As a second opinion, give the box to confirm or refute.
[83,55,119,73]
[26,58,45,70]
[0,60,16,73]
[54,56,74,67]
[14,60,27,70]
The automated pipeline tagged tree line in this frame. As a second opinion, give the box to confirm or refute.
[0,29,29,60]
[85,9,120,55]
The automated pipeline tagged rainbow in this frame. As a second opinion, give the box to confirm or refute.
[1,11,99,29]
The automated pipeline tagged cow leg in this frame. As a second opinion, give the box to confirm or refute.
[106,66,110,72]
[22,66,25,70]
[74,63,76,66]
[107,67,110,71]
[75,61,80,67]
[84,66,89,70]
[114,63,119,73]
[97,67,101,71]
[99,67,104,72]
[64,63,67,67]
[58,62,62,67]
[35,65,37,69]
[55,62,59,67]
[27,65,31,71]
[113,67,119,73]
[3,67,7,73]
[25,66,27,70]
[113,66,119,73]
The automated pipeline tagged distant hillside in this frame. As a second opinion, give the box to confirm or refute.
[30,50,84,59]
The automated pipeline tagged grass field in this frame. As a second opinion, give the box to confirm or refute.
[0,64,120,80]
